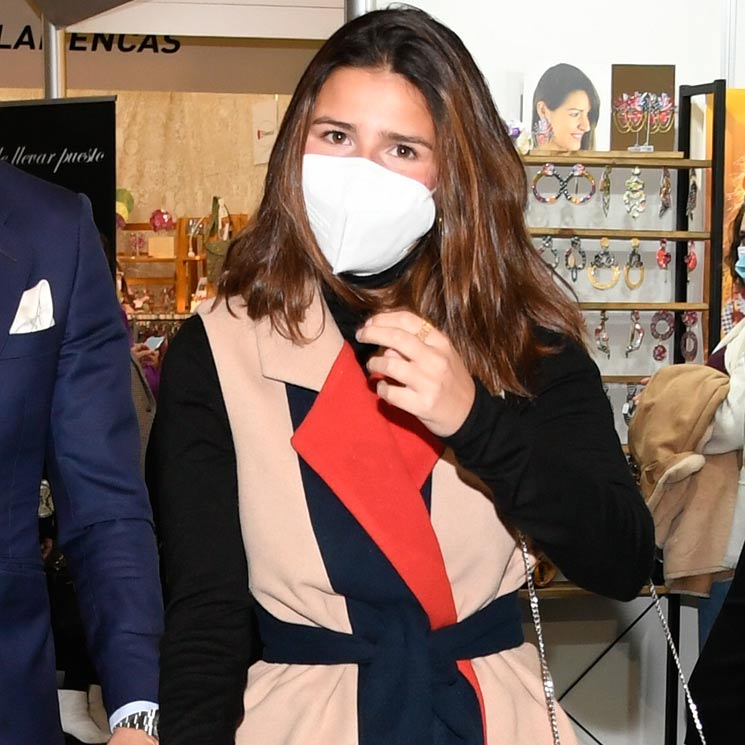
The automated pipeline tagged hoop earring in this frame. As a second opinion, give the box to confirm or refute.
[588,237,620,290]
[624,238,645,289]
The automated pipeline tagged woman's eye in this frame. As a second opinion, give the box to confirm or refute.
[324,131,348,145]
[394,145,416,159]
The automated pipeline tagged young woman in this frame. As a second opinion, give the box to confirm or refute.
[531,63,600,151]
[148,8,654,745]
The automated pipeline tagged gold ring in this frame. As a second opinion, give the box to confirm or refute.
[416,320,432,342]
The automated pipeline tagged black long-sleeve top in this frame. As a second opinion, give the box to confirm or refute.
[147,313,655,745]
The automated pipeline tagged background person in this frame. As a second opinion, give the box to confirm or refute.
[0,161,163,745]
[148,8,654,745]
[683,203,745,744]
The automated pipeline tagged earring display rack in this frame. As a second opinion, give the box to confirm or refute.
[522,81,725,430]
[522,80,726,745]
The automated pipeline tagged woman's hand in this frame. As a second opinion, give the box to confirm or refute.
[355,310,475,437]
[131,342,159,368]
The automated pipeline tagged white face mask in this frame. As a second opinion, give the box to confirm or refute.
[302,153,436,276]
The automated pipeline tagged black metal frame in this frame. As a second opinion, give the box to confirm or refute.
[674,80,727,360]
[665,78,726,745]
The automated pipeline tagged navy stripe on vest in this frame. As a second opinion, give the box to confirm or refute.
[257,591,524,745]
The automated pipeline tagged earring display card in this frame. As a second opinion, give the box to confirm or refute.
[610,64,676,153]
[523,62,611,153]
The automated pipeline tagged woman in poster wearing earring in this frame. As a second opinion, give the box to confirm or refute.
[532,63,600,151]
[148,8,654,745]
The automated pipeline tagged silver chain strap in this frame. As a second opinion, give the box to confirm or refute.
[519,537,708,745]
[519,533,562,745]
[648,581,707,745]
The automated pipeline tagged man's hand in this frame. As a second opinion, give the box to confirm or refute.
[109,728,158,745]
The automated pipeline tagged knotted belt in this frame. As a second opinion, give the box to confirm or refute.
[256,590,523,745]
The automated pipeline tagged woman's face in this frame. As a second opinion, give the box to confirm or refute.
[537,90,592,152]
[305,66,437,189]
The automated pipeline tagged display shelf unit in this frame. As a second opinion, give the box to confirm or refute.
[129,312,193,321]
[524,153,711,170]
[117,222,177,313]
[579,301,709,311]
[522,79,726,745]
[529,227,709,241]
[602,375,657,384]
[118,214,250,313]
[174,213,249,312]
[127,311,192,345]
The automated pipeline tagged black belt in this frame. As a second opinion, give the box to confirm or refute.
[256,590,523,745]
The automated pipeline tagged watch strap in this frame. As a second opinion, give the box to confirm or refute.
[113,708,159,738]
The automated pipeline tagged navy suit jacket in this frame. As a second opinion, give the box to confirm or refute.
[0,162,163,744]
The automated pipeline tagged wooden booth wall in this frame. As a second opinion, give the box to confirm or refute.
[0,87,291,222]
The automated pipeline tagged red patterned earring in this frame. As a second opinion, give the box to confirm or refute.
[684,241,697,276]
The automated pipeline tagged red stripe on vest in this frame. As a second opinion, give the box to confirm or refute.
[291,342,487,741]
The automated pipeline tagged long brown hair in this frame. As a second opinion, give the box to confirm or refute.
[220,6,585,396]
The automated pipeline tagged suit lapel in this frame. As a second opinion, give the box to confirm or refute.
[0,203,34,357]
[263,294,456,629]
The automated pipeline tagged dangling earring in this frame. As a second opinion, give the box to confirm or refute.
[533,117,554,148]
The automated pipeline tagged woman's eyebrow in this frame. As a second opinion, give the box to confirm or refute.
[310,116,355,131]
[382,130,434,149]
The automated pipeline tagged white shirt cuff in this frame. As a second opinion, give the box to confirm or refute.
[109,700,159,731]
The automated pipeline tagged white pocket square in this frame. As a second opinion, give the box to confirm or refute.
[9,279,55,334]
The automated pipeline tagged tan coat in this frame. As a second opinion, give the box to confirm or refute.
[628,364,738,594]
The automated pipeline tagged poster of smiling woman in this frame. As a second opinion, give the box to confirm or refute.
[528,63,603,153]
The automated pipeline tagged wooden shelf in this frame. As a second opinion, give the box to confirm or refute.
[522,153,710,169]
[580,302,709,311]
[175,214,248,312]
[122,277,174,285]
[529,228,710,241]
[518,581,669,600]
[118,255,175,263]
[602,375,652,384]
[129,312,193,321]
[120,222,152,231]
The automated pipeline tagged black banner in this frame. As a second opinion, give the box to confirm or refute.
[0,96,116,273]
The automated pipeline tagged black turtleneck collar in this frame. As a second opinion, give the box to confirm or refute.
[321,250,417,366]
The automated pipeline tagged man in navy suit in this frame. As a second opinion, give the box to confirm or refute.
[0,162,163,743]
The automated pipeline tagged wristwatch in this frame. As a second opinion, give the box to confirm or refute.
[113,709,159,738]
